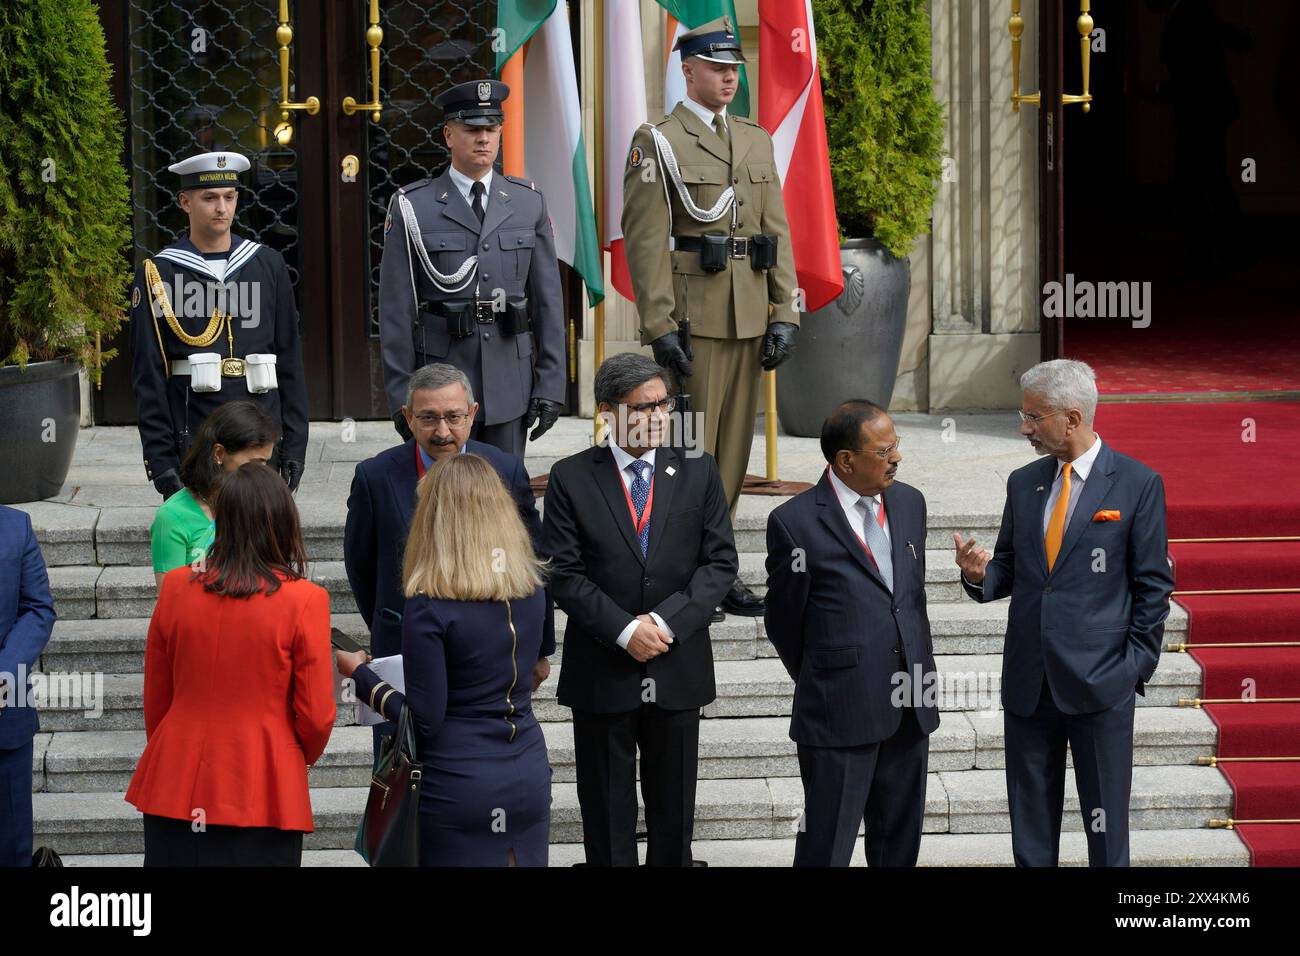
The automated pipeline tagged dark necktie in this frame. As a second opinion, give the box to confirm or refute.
[713,113,731,159]
[629,459,652,557]
[470,180,485,225]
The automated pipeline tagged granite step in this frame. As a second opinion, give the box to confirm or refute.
[38,601,1191,674]
[29,764,1232,856]
[56,558,973,622]
[57,826,1251,867]
[46,552,1189,621]
[33,706,1220,795]
[31,652,1205,732]
[17,493,1004,568]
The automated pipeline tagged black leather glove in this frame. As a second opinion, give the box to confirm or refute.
[525,398,562,442]
[760,322,798,371]
[280,459,304,493]
[152,468,184,501]
[651,331,694,381]
[393,410,413,442]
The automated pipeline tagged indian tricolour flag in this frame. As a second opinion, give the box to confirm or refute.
[656,0,751,118]
[496,1,605,308]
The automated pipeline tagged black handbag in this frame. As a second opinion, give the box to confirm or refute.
[362,702,423,867]
[32,846,63,867]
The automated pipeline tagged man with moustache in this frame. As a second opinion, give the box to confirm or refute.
[764,400,939,866]
[955,360,1173,866]
[344,362,553,757]
[541,353,737,866]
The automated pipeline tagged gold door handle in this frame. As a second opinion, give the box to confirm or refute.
[342,0,384,122]
[276,0,320,122]
[1009,0,1095,113]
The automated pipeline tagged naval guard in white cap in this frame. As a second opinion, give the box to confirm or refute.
[129,150,310,498]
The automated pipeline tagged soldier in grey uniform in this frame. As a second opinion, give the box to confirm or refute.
[378,79,566,457]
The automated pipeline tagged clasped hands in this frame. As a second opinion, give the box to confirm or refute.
[626,614,674,663]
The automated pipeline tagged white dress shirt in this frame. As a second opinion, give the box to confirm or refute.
[609,444,674,651]
[680,94,728,135]
[447,164,494,218]
[1042,434,1103,535]
[827,467,892,547]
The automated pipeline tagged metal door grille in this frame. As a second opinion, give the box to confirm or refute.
[365,1,499,335]
[126,0,301,290]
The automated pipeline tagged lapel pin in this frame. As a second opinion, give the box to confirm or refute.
[439,191,448,200]
[1036,485,1045,492]
[665,466,676,476]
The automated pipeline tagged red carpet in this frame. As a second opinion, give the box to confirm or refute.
[1099,402,1300,538]
[1101,402,1300,866]
[1068,286,1300,395]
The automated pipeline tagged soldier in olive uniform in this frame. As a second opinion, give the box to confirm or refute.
[129,150,309,499]
[621,18,798,616]
[378,79,566,458]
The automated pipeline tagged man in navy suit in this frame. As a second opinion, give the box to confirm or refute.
[765,401,940,866]
[955,359,1174,866]
[0,505,56,867]
[344,363,554,755]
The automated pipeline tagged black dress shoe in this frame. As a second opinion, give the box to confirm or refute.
[721,579,765,616]
[709,609,726,624]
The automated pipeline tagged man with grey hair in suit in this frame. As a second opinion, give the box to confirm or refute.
[955,359,1174,866]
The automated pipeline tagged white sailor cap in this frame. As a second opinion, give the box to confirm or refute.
[168,151,251,190]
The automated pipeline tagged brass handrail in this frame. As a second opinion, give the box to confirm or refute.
[342,0,385,122]
[276,0,320,122]
[1009,0,1095,112]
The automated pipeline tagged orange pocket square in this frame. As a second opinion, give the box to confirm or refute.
[1093,510,1121,522]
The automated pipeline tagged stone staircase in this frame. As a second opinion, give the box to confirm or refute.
[15,419,1249,866]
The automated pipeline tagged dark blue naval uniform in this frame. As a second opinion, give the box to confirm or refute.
[128,233,309,483]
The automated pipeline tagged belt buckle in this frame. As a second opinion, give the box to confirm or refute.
[476,301,496,323]
[221,358,246,377]
[729,237,748,259]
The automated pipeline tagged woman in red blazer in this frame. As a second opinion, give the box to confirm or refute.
[125,462,336,866]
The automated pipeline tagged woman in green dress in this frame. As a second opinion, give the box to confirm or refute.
[150,401,280,591]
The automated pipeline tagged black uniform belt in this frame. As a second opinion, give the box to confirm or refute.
[418,297,531,339]
[674,235,752,259]
[420,300,499,323]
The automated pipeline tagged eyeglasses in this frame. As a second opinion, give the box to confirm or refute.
[1018,409,1065,425]
[412,411,470,427]
[623,397,676,415]
[863,437,902,460]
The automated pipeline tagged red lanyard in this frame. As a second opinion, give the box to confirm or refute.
[415,442,427,479]
[619,462,655,538]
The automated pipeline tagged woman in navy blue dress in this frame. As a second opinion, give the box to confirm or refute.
[337,453,551,866]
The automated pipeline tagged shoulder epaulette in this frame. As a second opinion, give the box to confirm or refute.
[400,178,434,196]
[504,174,538,191]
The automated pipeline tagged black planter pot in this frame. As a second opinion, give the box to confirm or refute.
[776,237,911,438]
[0,358,82,504]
